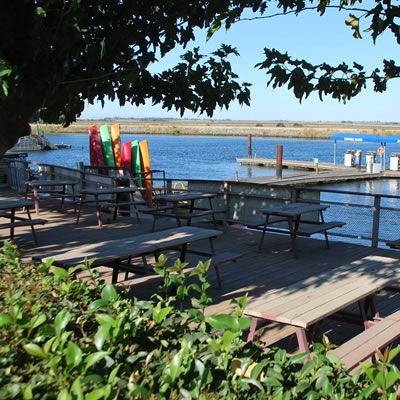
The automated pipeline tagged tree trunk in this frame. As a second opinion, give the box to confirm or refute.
[0,94,37,158]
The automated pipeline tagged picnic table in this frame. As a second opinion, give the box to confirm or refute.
[145,191,227,232]
[0,200,47,243]
[251,202,345,257]
[33,226,223,283]
[245,254,400,354]
[25,179,78,216]
[76,186,146,227]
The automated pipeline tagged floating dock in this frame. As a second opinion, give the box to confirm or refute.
[236,157,348,171]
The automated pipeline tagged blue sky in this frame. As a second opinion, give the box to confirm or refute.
[80,5,400,122]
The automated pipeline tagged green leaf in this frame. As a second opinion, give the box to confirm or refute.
[24,343,48,359]
[23,384,33,400]
[94,325,110,350]
[30,314,46,330]
[52,266,69,280]
[101,285,118,302]
[85,351,109,371]
[241,378,265,392]
[152,302,173,324]
[66,342,82,366]
[290,352,311,364]
[55,309,74,336]
[0,313,12,326]
[35,7,46,17]
[108,364,121,384]
[57,389,70,400]
[168,349,184,381]
[71,377,83,400]
[85,388,106,400]
[385,371,399,389]
[96,313,115,326]
[387,347,400,363]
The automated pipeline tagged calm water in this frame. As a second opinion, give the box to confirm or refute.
[25,134,399,181]
[24,134,400,245]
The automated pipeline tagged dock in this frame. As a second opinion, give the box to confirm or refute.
[236,157,348,171]
[4,187,400,352]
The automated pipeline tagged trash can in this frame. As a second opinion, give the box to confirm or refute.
[344,150,355,167]
[390,153,400,171]
[366,151,376,166]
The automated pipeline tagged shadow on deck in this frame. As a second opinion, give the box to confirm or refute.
[3,188,400,353]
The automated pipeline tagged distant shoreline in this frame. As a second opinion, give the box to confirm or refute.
[34,119,400,140]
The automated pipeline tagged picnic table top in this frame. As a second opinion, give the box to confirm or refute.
[34,226,222,267]
[25,179,79,186]
[79,186,138,195]
[245,254,399,328]
[260,202,329,217]
[0,200,34,210]
[154,192,216,203]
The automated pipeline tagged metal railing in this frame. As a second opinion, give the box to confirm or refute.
[6,161,400,248]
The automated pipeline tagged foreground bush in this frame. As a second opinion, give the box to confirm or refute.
[0,241,399,399]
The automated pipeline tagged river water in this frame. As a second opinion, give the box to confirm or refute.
[25,134,400,180]
[23,134,400,245]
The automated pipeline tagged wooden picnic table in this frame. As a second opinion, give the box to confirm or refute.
[25,179,78,216]
[0,200,47,243]
[256,202,345,257]
[245,254,400,353]
[146,191,227,231]
[33,226,222,283]
[76,186,146,227]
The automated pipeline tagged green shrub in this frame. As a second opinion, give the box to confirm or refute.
[276,122,285,127]
[0,242,399,399]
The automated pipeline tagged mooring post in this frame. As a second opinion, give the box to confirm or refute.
[276,145,283,179]
[248,134,252,158]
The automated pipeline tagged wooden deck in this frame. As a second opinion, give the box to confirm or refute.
[2,187,400,352]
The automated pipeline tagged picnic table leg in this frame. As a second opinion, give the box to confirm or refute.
[257,215,270,253]
[76,193,84,224]
[25,207,38,244]
[319,210,330,248]
[113,193,119,221]
[95,195,103,227]
[10,208,15,240]
[246,317,258,342]
[60,184,66,209]
[289,216,298,258]
[180,243,188,262]
[296,327,309,353]
[208,197,217,227]
[112,260,120,283]
[184,200,196,226]
[131,191,141,223]
[33,186,40,216]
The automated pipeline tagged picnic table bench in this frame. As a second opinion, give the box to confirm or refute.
[25,179,78,216]
[145,192,227,231]
[329,309,400,372]
[0,200,48,244]
[247,203,345,256]
[33,226,223,284]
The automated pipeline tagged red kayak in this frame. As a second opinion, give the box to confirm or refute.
[88,126,105,166]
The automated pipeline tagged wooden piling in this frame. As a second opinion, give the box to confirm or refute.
[276,145,283,179]
[248,134,252,159]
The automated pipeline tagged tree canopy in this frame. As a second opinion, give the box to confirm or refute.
[0,0,399,156]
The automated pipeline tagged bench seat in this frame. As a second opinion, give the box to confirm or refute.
[245,216,289,230]
[0,219,48,230]
[329,310,400,372]
[386,239,400,249]
[295,221,346,236]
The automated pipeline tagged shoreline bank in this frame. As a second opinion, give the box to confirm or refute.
[33,119,400,140]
